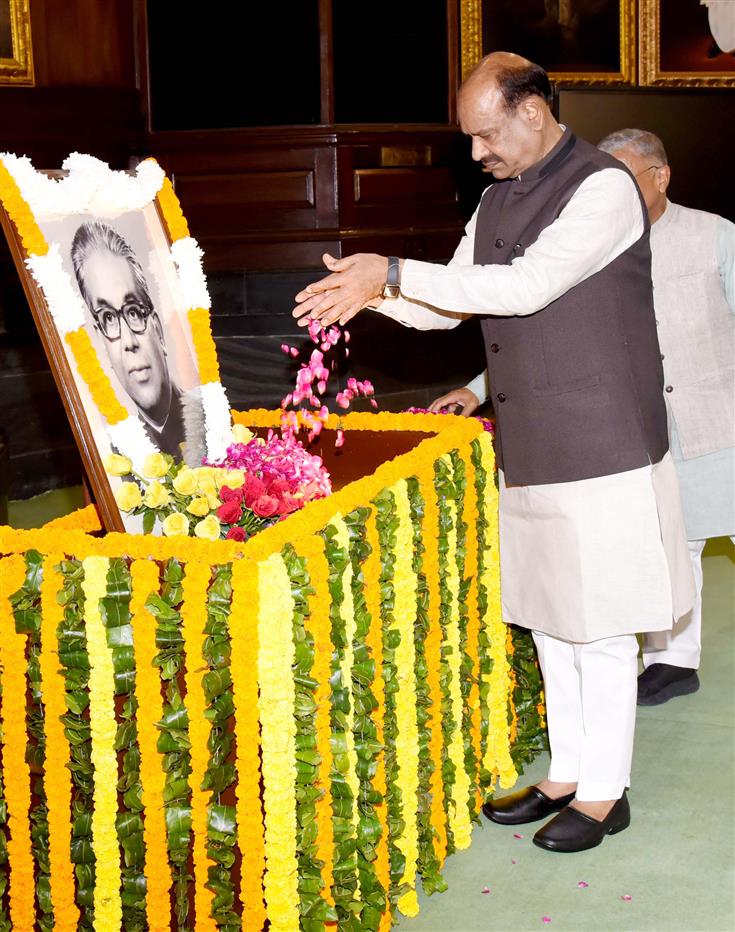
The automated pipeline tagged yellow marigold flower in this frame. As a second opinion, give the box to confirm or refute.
[232,423,254,444]
[115,481,142,512]
[194,514,221,540]
[104,453,132,476]
[187,496,211,517]
[142,452,170,479]
[173,468,198,496]
[162,512,190,537]
[144,481,170,509]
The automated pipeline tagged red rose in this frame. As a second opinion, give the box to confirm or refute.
[243,475,266,507]
[276,492,299,516]
[217,499,243,524]
[226,526,247,541]
[267,477,291,496]
[220,485,244,505]
[252,493,279,517]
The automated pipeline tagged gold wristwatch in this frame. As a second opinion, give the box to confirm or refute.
[381,256,401,299]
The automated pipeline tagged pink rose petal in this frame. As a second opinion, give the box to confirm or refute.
[513,833,524,839]
[511,859,517,864]
[577,881,589,888]
[542,918,552,925]
[481,886,491,895]
[620,895,633,902]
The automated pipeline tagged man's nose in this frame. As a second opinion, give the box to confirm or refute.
[120,315,140,349]
[470,136,487,162]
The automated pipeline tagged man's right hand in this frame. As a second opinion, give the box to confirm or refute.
[428,387,480,416]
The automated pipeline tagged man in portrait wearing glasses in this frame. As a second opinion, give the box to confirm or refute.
[70,220,201,463]
[598,128,735,706]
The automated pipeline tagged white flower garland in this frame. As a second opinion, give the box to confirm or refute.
[107,418,159,474]
[200,382,235,462]
[170,237,211,310]
[25,245,87,335]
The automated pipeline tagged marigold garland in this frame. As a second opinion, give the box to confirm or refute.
[390,481,422,918]
[257,553,300,932]
[187,307,221,385]
[129,559,172,932]
[0,158,49,255]
[65,327,129,425]
[81,555,123,931]
[0,554,36,931]
[440,472,473,851]
[180,561,217,931]
[41,503,102,532]
[39,554,80,931]
[419,476,448,868]
[229,558,267,930]
[298,536,336,908]
[462,456,484,812]
[476,435,517,789]
[362,511,392,929]
[155,174,190,242]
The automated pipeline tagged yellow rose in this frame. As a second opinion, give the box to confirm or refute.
[196,472,218,498]
[173,468,198,496]
[207,494,221,510]
[220,468,245,490]
[187,496,211,517]
[104,453,132,476]
[162,512,190,537]
[114,481,142,512]
[194,514,221,541]
[144,481,170,509]
[232,424,254,445]
[142,452,170,479]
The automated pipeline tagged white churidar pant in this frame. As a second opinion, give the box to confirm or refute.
[643,535,735,670]
[533,630,639,801]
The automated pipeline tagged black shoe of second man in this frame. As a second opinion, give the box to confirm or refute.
[637,663,699,706]
[482,785,576,825]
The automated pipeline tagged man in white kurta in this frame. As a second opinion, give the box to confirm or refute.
[292,52,694,853]
[598,128,735,704]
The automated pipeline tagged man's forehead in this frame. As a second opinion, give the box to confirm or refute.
[458,84,506,134]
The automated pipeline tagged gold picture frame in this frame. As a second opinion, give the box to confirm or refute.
[0,0,34,85]
[461,0,636,85]
[640,0,735,87]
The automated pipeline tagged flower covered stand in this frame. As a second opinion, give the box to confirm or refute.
[0,408,545,932]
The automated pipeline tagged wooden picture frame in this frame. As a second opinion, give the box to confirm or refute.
[0,157,221,533]
[640,0,735,87]
[461,0,636,85]
[0,0,33,85]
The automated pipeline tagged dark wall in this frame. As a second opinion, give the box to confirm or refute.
[559,88,735,221]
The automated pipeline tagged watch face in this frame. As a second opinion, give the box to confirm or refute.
[382,284,400,298]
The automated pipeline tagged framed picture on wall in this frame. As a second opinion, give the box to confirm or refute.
[640,0,735,86]
[0,154,231,532]
[0,0,33,85]
[461,0,636,84]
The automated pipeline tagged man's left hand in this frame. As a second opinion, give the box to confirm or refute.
[292,253,390,327]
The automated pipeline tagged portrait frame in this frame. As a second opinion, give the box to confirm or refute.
[461,0,636,85]
[639,0,735,87]
[0,154,233,532]
[0,0,34,85]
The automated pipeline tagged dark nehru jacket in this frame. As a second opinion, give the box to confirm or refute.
[477,128,669,487]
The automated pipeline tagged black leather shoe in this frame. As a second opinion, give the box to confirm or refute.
[482,786,576,825]
[532,791,630,853]
[637,663,699,706]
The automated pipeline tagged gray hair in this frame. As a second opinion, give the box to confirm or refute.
[597,129,668,165]
[70,220,153,310]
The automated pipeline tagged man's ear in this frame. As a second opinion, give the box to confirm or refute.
[520,96,544,130]
[658,164,671,195]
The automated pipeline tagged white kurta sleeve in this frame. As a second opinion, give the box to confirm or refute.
[376,167,645,326]
[716,216,735,313]
[465,369,490,405]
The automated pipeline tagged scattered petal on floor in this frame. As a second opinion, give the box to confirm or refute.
[541,917,552,924]
[513,833,524,839]
[577,881,589,888]
[620,895,633,902]
[511,859,517,865]
[481,887,491,895]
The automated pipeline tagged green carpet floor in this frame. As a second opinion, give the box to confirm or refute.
[6,495,734,930]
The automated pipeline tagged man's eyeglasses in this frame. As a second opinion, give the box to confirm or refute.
[634,164,663,179]
[93,300,153,341]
